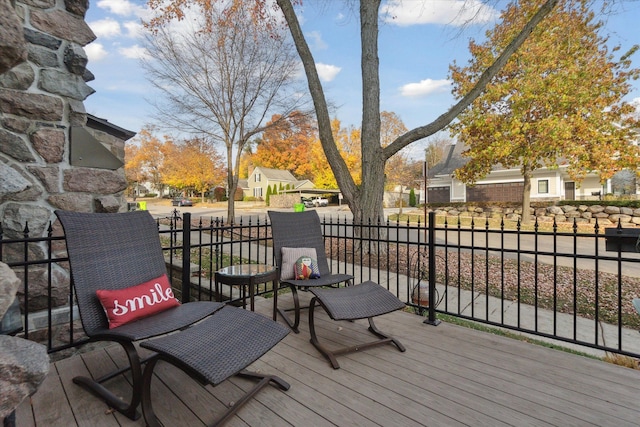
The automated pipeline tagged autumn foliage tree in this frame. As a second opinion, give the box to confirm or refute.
[147,0,560,223]
[251,111,317,180]
[124,144,143,196]
[309,118,362,189]
[449,0,640,222]
[381,111,413,212]
[162,137,226,201]
[124,126,168,196]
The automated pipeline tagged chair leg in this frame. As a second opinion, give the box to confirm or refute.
[308,296,340,369]
[141,357,291,427]
[276,284,301,333]
[72,341,142,420]
[308,297,406,370]
[367,317,406,353]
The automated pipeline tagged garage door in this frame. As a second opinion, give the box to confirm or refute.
[467,183,523,202]
[427,187,450,203]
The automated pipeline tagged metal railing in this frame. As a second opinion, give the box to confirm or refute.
[2,210,639,359]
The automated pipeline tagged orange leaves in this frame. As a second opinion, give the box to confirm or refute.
[163,137,225,194]
[145,0,291,36]
[126,127,225,196]
[251,112,318,180]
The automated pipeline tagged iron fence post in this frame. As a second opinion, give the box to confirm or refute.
[182,212,191,303]
[425,211,440,326]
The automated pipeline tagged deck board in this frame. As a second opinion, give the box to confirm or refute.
[16,295,640,427]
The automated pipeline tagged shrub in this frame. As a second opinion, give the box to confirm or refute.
[265,185,272,206]
[409,188,416,207]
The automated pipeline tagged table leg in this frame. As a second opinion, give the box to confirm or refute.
[273,279,278,321]
[249,277,255,312]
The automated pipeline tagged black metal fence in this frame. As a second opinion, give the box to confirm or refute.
[2,210,640,360]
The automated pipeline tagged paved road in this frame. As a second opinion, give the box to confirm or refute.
[144,201,351,220]
[143,201,640,277]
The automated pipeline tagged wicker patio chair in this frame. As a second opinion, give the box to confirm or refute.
[268,210,353,332]
[268,210,406,369]
[56,210,289,425]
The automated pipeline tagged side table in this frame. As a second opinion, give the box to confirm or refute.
[215,264,279,320]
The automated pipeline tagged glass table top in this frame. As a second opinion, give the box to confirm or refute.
[217,264,277,277]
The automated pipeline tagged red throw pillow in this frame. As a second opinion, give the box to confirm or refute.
[96,274,180,329]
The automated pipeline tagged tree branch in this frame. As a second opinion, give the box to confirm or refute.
[384,0,559,159]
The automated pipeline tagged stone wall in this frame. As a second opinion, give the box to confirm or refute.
[0,1,134,319]
[431,204,640,227]
[270,194,301,208]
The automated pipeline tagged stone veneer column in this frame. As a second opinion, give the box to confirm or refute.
[0,0,129,316]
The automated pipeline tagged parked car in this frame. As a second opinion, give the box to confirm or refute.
[312,196,328,207]
[301,197,315,208]
[172,197,193,207]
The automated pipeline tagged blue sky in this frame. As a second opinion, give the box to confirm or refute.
[84,0,640,158]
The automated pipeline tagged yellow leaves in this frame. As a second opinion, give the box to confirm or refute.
[126,127,225,195]
[251,112,319,180]
[449,0,640,186]
[380,111,408,147]
[162,138,225,194]
[145,0,280,37]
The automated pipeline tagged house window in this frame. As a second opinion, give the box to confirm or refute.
[253,187,262,198]
[538,179,549,194]
[255,173,261,182]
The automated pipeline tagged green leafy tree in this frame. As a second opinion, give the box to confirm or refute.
[449,0,640,222]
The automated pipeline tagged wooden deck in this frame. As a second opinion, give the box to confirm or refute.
[15,294,640,427]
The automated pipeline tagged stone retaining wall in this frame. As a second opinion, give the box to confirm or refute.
[431,204,640,227]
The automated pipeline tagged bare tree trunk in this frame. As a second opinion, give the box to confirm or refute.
[356,0,385,224]
[277,0,558,225]
[226,144,236,223]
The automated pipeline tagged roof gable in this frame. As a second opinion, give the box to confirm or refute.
[253,167,297,182]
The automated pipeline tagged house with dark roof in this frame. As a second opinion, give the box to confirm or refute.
[247,167,315,199]
[425,143,614,203]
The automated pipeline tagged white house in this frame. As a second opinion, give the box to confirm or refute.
[423,143,635,204]
[247,167,315,199]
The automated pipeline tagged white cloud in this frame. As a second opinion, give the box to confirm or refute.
[123,21,145,38]
[381,0,498,27]
[97,0,148,18]
[118,45,150,60]
[85,43,109,62]
[306,31,327,50]
[316,63,341,82]
[400,79,451,97]
[89,18,121,38]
